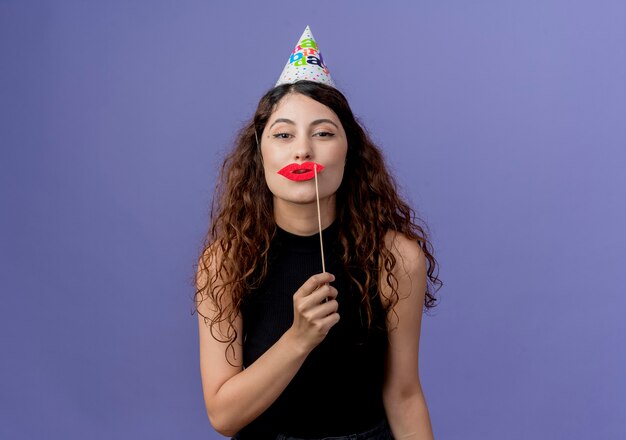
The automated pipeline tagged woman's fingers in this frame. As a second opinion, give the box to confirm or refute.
[290,272,341,351]
[299,283,337,311]
[306,296,339,321]
[294,272,335,299]
[319,310,341,334]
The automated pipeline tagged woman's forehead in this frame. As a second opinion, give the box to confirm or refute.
[269,93,339,123]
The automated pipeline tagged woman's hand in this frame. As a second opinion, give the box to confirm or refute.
[288,272,340,353]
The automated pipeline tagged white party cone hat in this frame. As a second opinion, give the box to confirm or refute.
[275,25,335,87]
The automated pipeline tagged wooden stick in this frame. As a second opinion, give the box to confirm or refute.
[314,164,329,303]
[313,164,326,274]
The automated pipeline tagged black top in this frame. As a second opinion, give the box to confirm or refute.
[236,220,389,439]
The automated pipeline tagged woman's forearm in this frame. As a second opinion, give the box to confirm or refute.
[209,329,309,437]
[385,391,435,440]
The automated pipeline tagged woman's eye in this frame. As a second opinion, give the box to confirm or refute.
[272,133,292,139]
[314,131,335,137]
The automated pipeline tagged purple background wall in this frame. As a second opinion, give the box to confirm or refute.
[1,1,624,439]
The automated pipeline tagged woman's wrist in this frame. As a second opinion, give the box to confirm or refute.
[282,327,314,358]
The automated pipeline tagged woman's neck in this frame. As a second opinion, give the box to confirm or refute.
[273,195,336,236]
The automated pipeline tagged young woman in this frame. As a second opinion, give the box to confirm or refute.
[194,80,442,439]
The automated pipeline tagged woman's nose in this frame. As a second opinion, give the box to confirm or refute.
[293,138,313,160]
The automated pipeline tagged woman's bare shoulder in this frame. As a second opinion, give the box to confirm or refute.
[380,229,427,308]
[196,241,229,284]
[382,229,425,270]
[195,241,235,315]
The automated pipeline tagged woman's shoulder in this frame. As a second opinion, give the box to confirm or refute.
[378,229,428,310]
[382,229,425,268]
[196,240,230,291]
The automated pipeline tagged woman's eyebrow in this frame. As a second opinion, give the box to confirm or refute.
[268,118,339,130]
[310,119,339,129]
[269,118,295,130]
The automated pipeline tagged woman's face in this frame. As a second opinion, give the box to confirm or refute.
[260,92,348,209]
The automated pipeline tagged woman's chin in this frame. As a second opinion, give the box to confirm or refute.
[273,191,336,207]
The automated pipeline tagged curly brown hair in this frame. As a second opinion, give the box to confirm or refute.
[192,80,442,364]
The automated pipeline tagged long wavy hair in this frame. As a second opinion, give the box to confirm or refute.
[193,80,442,364]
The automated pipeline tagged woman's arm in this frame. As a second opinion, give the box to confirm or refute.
[198,308,309,437]
[380,232,435,440]
[197,250,339,437]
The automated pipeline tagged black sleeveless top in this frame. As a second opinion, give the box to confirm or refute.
[236,220,389,439]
